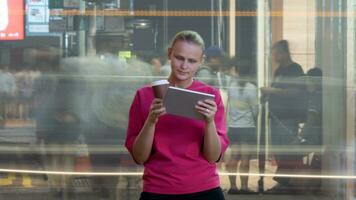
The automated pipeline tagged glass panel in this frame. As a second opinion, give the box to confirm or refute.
[0,0,354,199]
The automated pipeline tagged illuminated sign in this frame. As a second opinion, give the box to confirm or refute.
[118,51,132,60]
[26,0,50,35]
[0,0,25,40]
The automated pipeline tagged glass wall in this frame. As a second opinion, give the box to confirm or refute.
[0,0,354,199]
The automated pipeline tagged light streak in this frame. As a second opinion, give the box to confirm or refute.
[27,10,356,17]
[0,168,354,180]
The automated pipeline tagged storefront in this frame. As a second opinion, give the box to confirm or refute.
[0,0,355,199]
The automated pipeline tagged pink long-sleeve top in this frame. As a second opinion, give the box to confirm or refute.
[125,80,229,194]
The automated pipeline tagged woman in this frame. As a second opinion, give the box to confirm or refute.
[125,30,229,200]
[225,59,258,194]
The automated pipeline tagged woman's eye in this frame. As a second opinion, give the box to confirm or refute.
[175,56,184,61]
[188,59,197,64]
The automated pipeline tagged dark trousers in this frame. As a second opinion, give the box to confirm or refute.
[86,145,121,200]
[140,187,225,200]
[84,116,124,200]
[270,118,302,185]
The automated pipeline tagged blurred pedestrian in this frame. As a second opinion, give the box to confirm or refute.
[225,59,258,194]
[261,40,305,193]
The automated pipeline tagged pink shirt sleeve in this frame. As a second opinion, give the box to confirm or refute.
[125,90,145,154]
[213,89,229,161]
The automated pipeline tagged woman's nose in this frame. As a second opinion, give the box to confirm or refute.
[180,60,189,69]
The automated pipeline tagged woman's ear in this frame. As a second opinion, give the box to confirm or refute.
[201,54,206,64]
[167,48,172,60]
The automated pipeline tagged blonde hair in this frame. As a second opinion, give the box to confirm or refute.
[170,30,205,51]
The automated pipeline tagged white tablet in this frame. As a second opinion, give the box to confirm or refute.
[163,86,215,120]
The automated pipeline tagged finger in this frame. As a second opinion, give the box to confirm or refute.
[195,105,216,115]
[152,98,163,104]
[195,105,206,112]
[152,101,163,106]
[195,104,215,112]
[203,99,216,106]
[153,98,163,102]
[197,101,216,111]
[151,104,163,111]
[151,103,164,110]
[153,110,166,119]
[196,110,214,119]
[156,110,167,117]
[203,102,217,111]
[149,107,166,120]
[152,107,166,114]
[196,109,209,116]
[157,107,166,113]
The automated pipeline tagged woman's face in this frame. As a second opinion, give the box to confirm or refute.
[168,40,203,82]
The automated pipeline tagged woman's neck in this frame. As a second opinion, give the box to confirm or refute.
[168,76,194,88]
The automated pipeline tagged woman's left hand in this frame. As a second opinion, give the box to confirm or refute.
[195,99,217,123]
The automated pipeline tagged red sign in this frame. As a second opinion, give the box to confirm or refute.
[0,0,24,40]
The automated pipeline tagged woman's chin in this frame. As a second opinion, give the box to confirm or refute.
[174,75,191,82]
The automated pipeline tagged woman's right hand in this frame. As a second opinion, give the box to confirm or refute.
[147,98,166,124]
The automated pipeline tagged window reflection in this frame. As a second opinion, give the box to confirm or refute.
[0,0,354,199]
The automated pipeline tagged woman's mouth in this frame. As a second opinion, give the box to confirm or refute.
[178,71,188,75]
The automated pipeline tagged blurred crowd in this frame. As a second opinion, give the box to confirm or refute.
[0,66,41,123]
[0,40,324,198]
